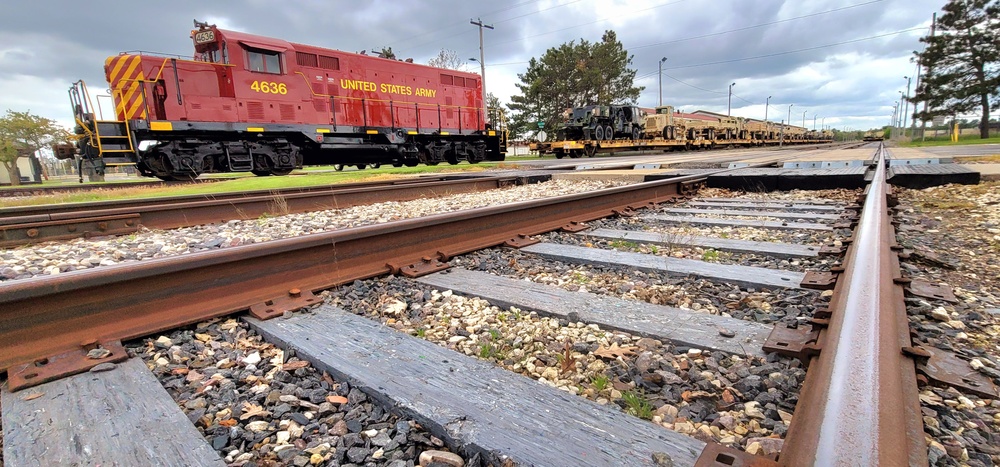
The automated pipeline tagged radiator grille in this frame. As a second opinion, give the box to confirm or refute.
[247,101,265,120]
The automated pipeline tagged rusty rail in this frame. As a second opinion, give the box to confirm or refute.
[0,175,701,383]
[694,145,928,466]
[0,175,540,247]
[778,145,926,465]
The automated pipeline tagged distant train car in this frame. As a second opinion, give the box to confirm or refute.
[66,21,506,180]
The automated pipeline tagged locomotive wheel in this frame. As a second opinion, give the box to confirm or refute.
[555,151,565,159]
[271,169,293,176]
[404,159,419,167]
[445,152,459,165]
[334,164,344,171]
[392,162,403,167]
[356,164,366,170]
[569,150,582,159]
[371,163,381,169]
[605,126,614,141]
[594,126,605,141]
[251,170,272,177]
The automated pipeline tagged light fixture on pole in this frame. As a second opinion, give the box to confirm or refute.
[728,82,736,116]
[658,57,668,107]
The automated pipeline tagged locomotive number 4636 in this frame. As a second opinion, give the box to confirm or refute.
[250,81,288,95]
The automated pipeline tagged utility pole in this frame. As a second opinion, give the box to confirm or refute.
[813,115,817,131]
[470,18,494,124]
[921,12,936,142]
[658,57,668,107]
[802,110,807,128]
[728,83,736,116]
[779,119,784,147]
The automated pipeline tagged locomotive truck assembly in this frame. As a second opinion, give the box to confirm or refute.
[60,21,507,180]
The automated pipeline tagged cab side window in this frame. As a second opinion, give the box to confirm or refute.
[246,47,282,74]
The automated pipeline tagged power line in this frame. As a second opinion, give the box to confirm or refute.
[661,27,927,70]
[400,0,585,55]
[630,0,884,51]
[389,0,540,47]
[473,7,914,72]
[488,0,690,48]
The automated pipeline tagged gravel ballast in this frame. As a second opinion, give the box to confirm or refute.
[0,179,629,283]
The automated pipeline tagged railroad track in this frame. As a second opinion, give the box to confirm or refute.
[0,174,544,248]
[1,144,998,466]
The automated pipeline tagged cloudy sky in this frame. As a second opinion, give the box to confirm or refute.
[1,0,943,132]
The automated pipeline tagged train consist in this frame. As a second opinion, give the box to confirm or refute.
[534,105,833,158]
[59,21,506,180]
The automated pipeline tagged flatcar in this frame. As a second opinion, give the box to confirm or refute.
[64,21,506,180]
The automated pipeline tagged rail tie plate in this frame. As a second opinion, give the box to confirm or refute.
[7,340,129,392]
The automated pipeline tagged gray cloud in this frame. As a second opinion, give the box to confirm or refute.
[0,0,946,131]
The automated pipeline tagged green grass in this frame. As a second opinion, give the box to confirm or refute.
[609,240,639,250]
[590,373,610,391]
[898,134,1000,148]
[621,389,654,420]
[0,163,508,208]
[702,249,721,262]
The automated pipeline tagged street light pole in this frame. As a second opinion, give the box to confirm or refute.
[813,115,817,131]
[728,83,736,116]
[470,18,494,123]
[787,104,793,140]
[764,95,772,139]
[898,91,905,129]
[902,76,912,137]
[802,110,807,128]
[658,57,667,107]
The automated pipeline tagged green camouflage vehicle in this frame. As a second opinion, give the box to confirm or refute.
[556,105,645,141]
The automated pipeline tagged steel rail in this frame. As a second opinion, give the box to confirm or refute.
[0,175,494,219]
[777,145,926,465]
[0,174,702,374]
[0,175,533,248]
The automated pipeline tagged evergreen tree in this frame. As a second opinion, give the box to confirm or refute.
[912,0,1000,138]
[508,30,643,131]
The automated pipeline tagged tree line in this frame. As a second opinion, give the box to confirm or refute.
[0,110,70,186]
[911,0,999,139]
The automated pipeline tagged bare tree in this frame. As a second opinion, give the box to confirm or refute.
[428,49,465,70]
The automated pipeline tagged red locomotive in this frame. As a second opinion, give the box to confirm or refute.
[66,20,506,180]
